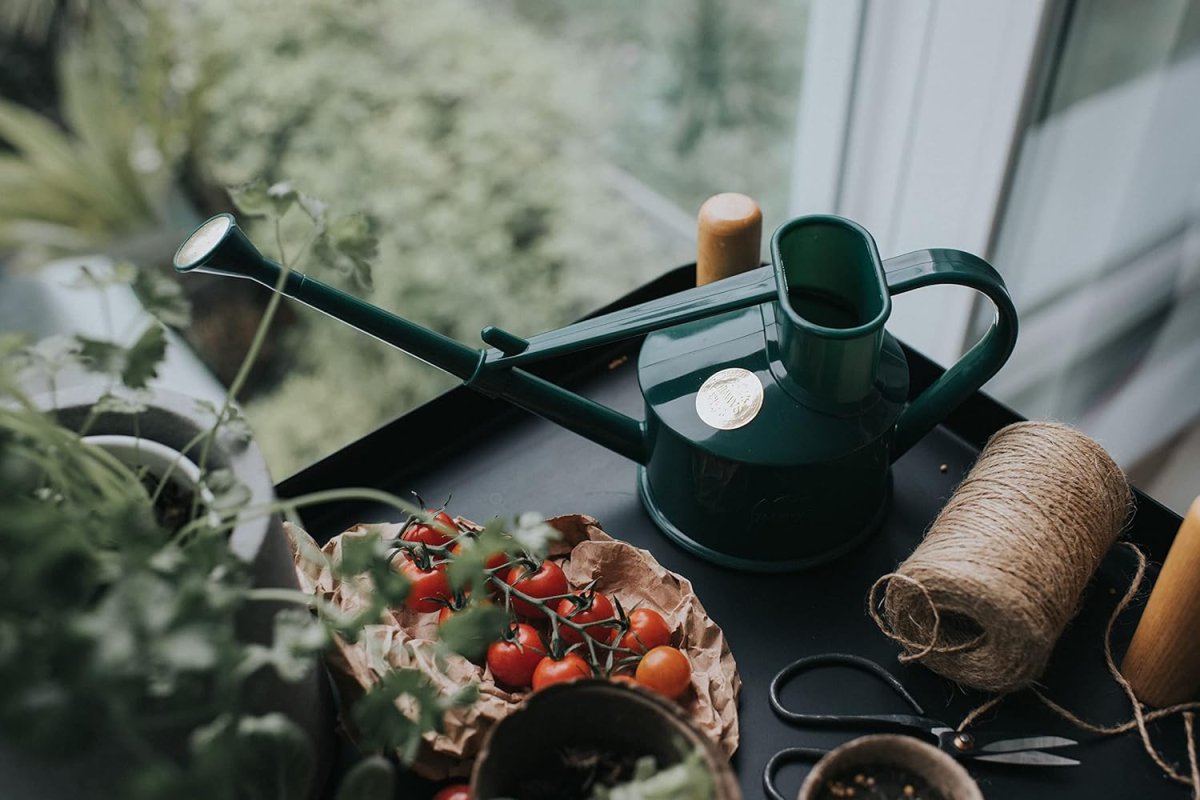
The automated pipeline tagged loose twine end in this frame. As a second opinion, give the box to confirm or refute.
[962,543,1200,796]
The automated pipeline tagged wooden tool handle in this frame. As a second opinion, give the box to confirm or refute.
[1122,496,1200,707]
[696,193,763,286]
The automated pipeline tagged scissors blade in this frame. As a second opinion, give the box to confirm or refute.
[973,751,1080,767]
[979,735,1078,754]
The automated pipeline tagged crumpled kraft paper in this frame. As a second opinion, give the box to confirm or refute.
[289,514,741,781]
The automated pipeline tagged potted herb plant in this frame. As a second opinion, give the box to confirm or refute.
[0,184,487,799]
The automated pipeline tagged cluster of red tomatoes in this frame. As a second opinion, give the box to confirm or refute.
[394,509,694,701]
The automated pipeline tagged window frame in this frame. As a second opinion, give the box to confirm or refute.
[788,0,1050,364]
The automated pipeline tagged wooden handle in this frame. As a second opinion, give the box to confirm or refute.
[696,193,763,286]
[1122,496,1200,707]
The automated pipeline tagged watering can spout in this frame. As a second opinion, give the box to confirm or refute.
[173,214,665,464]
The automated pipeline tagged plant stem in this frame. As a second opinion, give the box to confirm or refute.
[173,486,425,543]
[191,233,293,518]
[150,428,210,505]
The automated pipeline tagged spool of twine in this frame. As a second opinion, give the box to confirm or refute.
[870,421,1132,693]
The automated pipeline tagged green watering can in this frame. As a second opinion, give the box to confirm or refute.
[175,213,1017,571]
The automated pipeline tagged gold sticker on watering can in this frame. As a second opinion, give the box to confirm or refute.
[695,368,763,430]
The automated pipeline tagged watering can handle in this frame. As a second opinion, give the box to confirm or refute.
[884,249,1018,457]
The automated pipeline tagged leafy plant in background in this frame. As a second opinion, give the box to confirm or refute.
[193,0,683,474]
[5,0,802,477]
[0,0,213,265]
[0,186,555,797]
[508,0,805,220]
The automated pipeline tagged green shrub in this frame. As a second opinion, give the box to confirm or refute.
[195,0,681,474]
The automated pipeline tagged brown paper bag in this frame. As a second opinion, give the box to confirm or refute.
[291,514,741,780]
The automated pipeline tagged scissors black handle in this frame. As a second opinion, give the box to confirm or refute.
[769,653,940,737]
[763,747,830,800]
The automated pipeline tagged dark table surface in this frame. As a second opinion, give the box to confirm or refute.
[282,266,1189,800]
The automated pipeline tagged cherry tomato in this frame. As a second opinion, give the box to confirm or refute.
[433,784,471,800]
[502,560,568,619]
[617,607,672,654]
[554,592,617,645]
[610,674,640,688]
[634,646,692,700]
[451,540,510,571]
[486,623,546,690]
[483,550,510,571]
[401,510,457,547]
[532,652,592,691]
[437,605,463,626]
[399,559,452,613]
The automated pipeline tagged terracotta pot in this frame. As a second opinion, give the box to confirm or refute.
[471,679,740,799]
[797,735,983,800]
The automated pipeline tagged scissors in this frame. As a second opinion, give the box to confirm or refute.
[763,653,1079,800]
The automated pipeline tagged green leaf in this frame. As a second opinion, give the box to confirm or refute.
[269,608,328,680]
[266,181,298,216]
[509,512,559,555]
[589,748,714,800]
[335,755,395,800]
[67,262,137,290]
[235,713,316,800]
[76,336,126,376]
[228,178,274,218]
[93,389,152,415]
[122,323,167,389]
[218,404,254,447]
[155,626,220,673]
[204,468,252,515]
[242,608,327,682]
[132,266,192,328]
[74,323,166,389]
[315,213,377,291]
[437,604,507,662]
[447,680,479,709]
[327,213,377,260]
[351,668,446,762]
[338,528,387,575]
[195,399,255,447]
[17,334,81,378]
[298,193,329,233]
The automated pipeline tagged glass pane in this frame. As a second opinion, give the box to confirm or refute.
[1042,0,1200,116]
[0,1,810,477]
[983,0,1200,514]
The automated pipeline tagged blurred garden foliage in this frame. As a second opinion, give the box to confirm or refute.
[1,0,806,475]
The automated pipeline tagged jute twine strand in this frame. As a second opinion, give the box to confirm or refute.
[868,421,1131,693]
[955,542,1200,795]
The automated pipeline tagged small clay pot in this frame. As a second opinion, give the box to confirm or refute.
[798,735,983,800]
[471,679,740,799]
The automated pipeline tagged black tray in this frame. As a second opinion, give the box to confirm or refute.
[281,265,1188,800]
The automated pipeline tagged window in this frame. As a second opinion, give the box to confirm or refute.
[5,0,1197,512]
[0,0,810,476]
[797,0,1200,513]
[985,0,1200,513]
